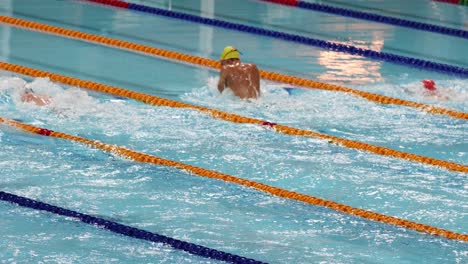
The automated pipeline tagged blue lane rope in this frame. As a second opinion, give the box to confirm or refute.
[0,191,266,264]
[260,0,468,39]
[80,0,468,77]
[106,1,468,77]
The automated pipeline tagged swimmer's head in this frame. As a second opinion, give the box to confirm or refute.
[24,87,34,94]
[220,46,241,61]
[20,84,34,95]
[422,80,436,91]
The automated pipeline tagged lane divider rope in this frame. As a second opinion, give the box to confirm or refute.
[79,0,468,77]
[0,16,467,121]
[0,191,266,264]
[1,117,466,242]
[258,0,468,39]
[1,61,467,173]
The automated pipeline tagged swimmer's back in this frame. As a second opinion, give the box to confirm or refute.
[222,63,260,99]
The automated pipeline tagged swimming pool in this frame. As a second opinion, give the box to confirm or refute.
[0,0,467,263]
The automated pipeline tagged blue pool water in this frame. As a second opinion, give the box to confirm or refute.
[0,0,467,263]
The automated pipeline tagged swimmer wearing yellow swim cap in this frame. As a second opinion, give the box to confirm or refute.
[220,46,241,61]
[218,46,260,99]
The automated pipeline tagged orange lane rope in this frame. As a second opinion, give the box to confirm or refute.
[0,15,467,120]
[0,116,466,242]
[1,61,467,173]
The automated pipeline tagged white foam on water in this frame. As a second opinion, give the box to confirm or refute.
[1,75,466,168]
[370,78,468,111]
[0,76,98,119]
[180,75,468,165]
[0,74,466,237]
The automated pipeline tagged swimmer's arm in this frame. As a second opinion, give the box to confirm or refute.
[218,69,226,93]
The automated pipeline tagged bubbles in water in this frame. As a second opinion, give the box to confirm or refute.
[181,75,317,121]
[0,76,98,118]
[367,78,468,112]
[402,80,467,103]
[50,88,97,117]
[0,76,28,103]
[0,76,27,92]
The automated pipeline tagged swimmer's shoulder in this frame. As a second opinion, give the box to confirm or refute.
[240,63,259,72]
[242,63,257,68]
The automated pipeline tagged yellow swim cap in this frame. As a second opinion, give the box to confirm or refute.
[220,46,240,60]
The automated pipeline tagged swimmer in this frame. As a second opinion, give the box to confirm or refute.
[421,79,450,100]
[218,46,260,99]
[404,79,451,101]
[422,79,437,94]
[21,87,52,106]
